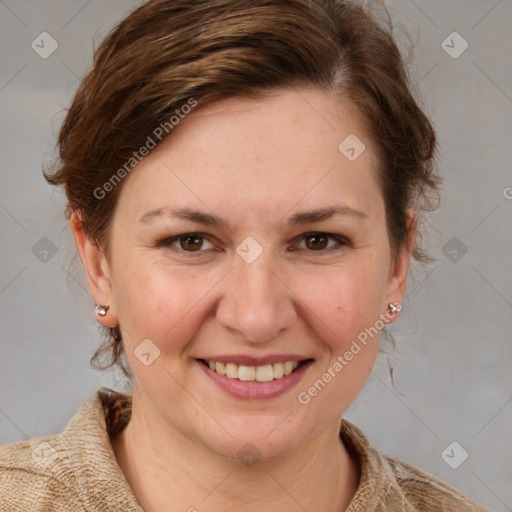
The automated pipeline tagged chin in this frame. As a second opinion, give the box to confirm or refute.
[199,413,312,464]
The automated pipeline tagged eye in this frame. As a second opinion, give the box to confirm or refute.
[158,232,215,253]
[294,232,349,253]
[157,231,349,255]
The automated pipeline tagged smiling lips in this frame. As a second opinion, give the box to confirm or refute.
[197,356,314,399]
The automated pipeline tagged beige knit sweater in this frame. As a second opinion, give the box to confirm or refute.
[0,389,489,511]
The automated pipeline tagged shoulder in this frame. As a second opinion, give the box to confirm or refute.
[0,389,140,512]
[340,420,489,512]
[382,455,489,512]
[0,434,84,511]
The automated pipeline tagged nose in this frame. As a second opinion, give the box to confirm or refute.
[215,255,297,343]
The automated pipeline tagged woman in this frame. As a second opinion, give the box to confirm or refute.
[0,0,490,510]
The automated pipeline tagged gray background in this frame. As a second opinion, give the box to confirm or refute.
[0,1,511,510]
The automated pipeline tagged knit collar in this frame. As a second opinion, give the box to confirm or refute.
[63,388,401,511]
[60,389,142,511]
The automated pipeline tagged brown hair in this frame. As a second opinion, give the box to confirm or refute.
[44,0,441,378]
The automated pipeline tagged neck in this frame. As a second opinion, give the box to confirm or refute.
[112,390,360,512]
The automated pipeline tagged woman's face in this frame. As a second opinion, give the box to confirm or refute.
[80,87,411,459]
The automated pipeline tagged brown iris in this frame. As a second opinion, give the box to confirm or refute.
[304,233,329,251]
[179,234,203,251]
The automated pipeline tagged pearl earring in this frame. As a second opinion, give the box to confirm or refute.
[389,302,402,313]
[95,304,110,316]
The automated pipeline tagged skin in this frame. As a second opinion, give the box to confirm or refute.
[72,86,415,512]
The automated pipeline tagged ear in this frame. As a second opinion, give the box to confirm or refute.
[382,208,415,324]
[70,212,119,328]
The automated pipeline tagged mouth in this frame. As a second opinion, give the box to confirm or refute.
[197,358,313,382]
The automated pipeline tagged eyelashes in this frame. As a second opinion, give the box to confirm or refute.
[158,232,216,253]
[156,231,350,256]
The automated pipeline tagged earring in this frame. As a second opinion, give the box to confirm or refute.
[95,304,110,316]
[389,302,402,313]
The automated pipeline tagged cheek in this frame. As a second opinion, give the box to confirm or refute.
[298,256,387,331]
[112,261,209,345]
[294,261,386,413]
[297,259,387,379]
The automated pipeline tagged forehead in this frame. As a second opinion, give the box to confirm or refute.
[115,87,383,226]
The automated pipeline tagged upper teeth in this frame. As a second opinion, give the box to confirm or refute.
[206,360,300,382]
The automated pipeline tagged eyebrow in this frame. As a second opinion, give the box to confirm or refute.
[139,205,367,228]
